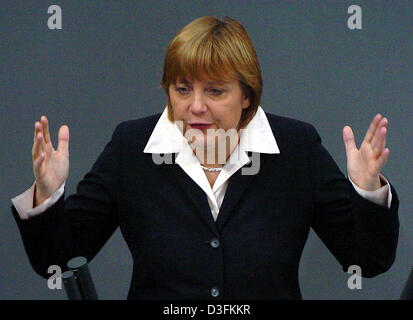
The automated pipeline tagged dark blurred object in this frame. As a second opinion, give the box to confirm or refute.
[62,256,99,300]
[400,267,413,300]
[62,270,83,300]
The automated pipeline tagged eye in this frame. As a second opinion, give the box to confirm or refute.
[176,87,190,95]
[210,88,223,96]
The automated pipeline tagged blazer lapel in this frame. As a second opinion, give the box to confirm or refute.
[154,152,269,235]
[216,153,268,230]
[159,159,219,236]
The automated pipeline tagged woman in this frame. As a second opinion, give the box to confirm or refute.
[12,16,399,299]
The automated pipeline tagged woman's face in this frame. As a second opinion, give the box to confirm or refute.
[169,77,250,152]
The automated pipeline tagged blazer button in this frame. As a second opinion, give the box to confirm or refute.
[210,238,220,249]
[210,287,220,298]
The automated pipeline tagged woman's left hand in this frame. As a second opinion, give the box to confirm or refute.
[342,114,389,191]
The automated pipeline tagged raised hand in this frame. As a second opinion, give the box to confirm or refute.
[32,116,69,206]
[342,114,389,191]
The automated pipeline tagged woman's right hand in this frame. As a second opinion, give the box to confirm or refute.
[32,116,69,206]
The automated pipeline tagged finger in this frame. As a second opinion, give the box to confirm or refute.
[32,131,45,160]
[375,148,390,171]
[33,121,42,142]
[57,125,70,155]
[342,126,357,154]
[41,115,52,145]
[371,120,387,157]
[364,114,382,143]
[374,116,388,134]
[371,117,387,142]
[32,121,45,158]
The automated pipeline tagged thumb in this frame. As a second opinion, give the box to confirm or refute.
[342,126,357,155]
[57,125,70,154]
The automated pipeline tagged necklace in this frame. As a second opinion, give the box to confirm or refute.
[200,165,223,172]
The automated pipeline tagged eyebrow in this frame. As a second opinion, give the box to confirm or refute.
[177,78,228,86]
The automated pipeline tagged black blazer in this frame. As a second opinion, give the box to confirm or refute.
[12,112,400,299]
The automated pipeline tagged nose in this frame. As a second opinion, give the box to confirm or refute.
[189,90,207,115]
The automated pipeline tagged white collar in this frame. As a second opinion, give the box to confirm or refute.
[143,105,280,155]
[143,106,280,217]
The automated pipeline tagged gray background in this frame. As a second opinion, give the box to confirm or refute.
[1,0,412,299]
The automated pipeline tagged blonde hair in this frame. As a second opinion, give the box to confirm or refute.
[161,16,263,129]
